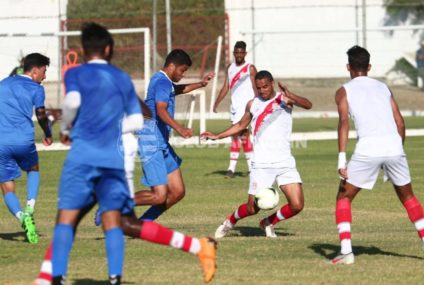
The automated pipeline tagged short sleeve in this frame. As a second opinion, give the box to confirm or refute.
[154,78,173,103]
[33,86,46,108]
[64,68,80,94]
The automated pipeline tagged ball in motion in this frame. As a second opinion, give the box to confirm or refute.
[255,187,279,210]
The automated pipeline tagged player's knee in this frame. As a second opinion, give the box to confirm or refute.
[290,201,304,214]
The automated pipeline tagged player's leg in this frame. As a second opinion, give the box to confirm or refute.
[226,134,241,178]
[240,129,253,174]
[121,214,217,283]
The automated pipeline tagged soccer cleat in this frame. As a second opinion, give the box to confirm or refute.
[214,219,233,239]
[52,275,66,285]
[94,208,101,226]
[109,275,121,285]
[25,205,34,216]
[330,252,355,265]
[224,170,235,179]
[197,237,217,283]
[22,213,39,244]
[259,218,277,238]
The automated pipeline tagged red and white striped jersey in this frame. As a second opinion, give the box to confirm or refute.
[228,62,255,122]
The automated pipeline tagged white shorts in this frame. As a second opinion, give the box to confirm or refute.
[248,167,302,196]
[347,154,411,190]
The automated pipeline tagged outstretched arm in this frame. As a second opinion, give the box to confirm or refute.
[390,93,405,144]
[335,87,349,179]
[174,72,215,95]
[156,101,192,138]
[278,82,312,110]
[201,100,253,140]
[35,107,53,146]
[213,65,231,113]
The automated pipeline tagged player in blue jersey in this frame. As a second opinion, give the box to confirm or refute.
[134,49,214,221]
[0,53,52,244]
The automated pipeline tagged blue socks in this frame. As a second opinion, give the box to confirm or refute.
[105,227,125,277]
[52,224,74,277]
[27,171,40,201]
[4,192,22,220]
[139,205,166,221]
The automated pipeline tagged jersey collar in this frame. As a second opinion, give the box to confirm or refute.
[88,59,108,64]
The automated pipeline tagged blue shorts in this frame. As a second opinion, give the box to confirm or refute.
[58,160,134,215]
[0,144,38,182]
[140,144,182,187]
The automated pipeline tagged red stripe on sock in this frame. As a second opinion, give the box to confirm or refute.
[39,272,53,281]
[182,236,192,252]
[229,204,249,224]
[339,232,351,240]
[418,229,424,239]
[281,204,295,219]
[45,243,52,260]
[242,137,253,152]
[140,221,173,245]
[230,138,241,152]
[403,196,424,222]
[335,198,352,224]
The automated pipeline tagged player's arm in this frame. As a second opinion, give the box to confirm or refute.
[60,91,81,145]
[278,82,312,110]
[335,87,349,179]
[249,64,258,96]
[35,107,53,146]
[390,93,405,144]
[201,100,253,140]
[213,65,231,113]
[156,101,192,138]
[174,72,215,95]
[140,99,152,119]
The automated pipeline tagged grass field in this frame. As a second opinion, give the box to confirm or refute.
[2,127,424,284]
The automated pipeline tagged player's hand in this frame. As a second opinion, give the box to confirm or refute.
[213,105,218,113]
[177,127,193,139]
[59,132,72,145]
[338,168,348,180]
[278,82,292,103]
[42,137,53,146]
[201,72,215,87]
[200,131,219,141]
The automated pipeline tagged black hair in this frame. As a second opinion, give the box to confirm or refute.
[81,22,114,59]
[164,49,192,67]
[23,53,50,72]
[255,70,274,81]
[234,41,247,50]
[347,45,370,71]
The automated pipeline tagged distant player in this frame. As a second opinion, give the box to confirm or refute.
[213,41,257,178]
[0,53,53,244]
[133,49,214,221]
[332,46,424,265]
[202,70,312,238]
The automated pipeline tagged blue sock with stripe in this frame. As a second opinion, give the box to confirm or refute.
[52,224,74,277]
[26,171,40,201]
[139,205,166,221]
[105,227,125,277]
[4,192,22,220]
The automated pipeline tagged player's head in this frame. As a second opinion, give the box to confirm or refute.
[255,70,275,100]
[233,41,247,65]
[81,22,114,62]
[23,53,50,84]
[163,49,192,82]
[346,45,371,76]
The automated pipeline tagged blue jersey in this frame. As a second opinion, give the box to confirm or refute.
[0,75,45,145]
[65,62,141,169]
[143,71,176,147]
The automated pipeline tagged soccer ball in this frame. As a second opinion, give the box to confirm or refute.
[255,187,279,210]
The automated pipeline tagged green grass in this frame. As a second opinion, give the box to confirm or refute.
[3,130,424,284]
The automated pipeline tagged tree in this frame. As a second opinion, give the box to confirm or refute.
[383,0,424,26]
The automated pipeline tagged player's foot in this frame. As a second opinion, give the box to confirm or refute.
[22,213,38,244]
[109,275,121,285]
[330,252,355,265]
[214,219,233,239]
[224,170,235,179]
[52,275,66,285]
[94,208,101,226]
[197,237,217,283]
[259,218,277,238]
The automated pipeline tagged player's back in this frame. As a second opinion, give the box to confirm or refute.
[0,75,44,145]
[65,62,138,169]
[344,76,403,156]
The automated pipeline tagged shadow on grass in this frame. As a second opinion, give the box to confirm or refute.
[73,279,135,285]
[206,170,248,178]
[0,231,28,242]
[233,226,295,237]
[309,243,424,260]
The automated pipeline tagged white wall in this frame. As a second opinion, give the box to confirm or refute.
[225,0,421,80]
[0,0,67,81]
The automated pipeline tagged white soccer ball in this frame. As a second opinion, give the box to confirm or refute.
[255,187,279,210]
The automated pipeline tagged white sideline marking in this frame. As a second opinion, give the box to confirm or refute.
[35,129,424,151]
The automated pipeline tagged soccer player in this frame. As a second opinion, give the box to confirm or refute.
[133,49,214,221]
[0,53,52,244]
[212,41,257,178]
[332,45,424,265]
[202,70,312,238]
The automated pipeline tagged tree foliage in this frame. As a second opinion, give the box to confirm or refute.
[383,0,424,26]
